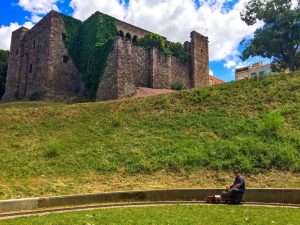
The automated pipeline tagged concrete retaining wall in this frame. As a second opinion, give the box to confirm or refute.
[1,189,300,213]
[0,198,39,213]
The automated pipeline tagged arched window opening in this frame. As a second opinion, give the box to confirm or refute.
[132,35,138,43]
[29,64,33,73]
[63,55,69,63]
[62,33,67,41]
[125,33,132,41]
[118,30,124,39]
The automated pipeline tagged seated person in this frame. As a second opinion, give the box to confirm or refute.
[221,170,246,204]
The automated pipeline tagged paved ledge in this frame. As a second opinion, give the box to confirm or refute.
[1,189,300,214]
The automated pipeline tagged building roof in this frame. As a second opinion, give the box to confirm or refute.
[209,76,224,85]
[235,63,271,74]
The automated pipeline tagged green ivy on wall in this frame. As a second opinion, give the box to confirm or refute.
[61,15,81,61]
[62,12,117,100]
[136,34,190,64]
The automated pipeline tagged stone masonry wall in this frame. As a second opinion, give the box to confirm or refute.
[97,38,136,100]
[47,11,80,99]
[115,39,136,98]
[150,48,172,89]
[3,11,210,102]
[97,38,192,100]
[3,14,54,100]
[20,19,50,99]
[171,56,191,89]
[150,49,191,89]
[131,45,150,87]
[3,11,80,101]
[96,46,118,100]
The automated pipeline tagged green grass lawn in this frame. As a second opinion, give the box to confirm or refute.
[1,205,300,225]
[1,72,300,199]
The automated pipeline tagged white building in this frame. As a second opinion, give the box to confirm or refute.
[235,63,272,81]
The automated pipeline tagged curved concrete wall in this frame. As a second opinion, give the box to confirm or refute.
[1,189,300,214]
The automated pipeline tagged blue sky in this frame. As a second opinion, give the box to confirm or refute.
[0,0,263,81]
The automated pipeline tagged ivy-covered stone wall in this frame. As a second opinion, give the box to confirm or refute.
[62,12,117,99]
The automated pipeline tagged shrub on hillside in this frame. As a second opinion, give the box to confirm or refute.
[111,115,122,127]
[171,82,185,91]
[258,111,284,137]
[29,91,46,101]
[44,149,59,159]
[44,140,62,159]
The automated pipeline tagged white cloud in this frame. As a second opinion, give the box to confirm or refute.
[209,69,214,76]
[18,0,59,15]
[292,0,299,8]
[224,60,237,69]
[0,22,33,50]
[17,0,59,24]
[70,0,263,62]
[0,1,51,50]
[71,0,126,21]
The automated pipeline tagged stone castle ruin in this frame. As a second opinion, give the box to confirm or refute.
[3,11,210,101]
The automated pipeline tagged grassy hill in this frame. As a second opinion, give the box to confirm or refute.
[1,72,300,199]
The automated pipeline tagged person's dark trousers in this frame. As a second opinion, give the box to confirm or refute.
[221,188,244,204]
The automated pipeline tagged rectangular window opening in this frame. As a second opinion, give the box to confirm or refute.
[63,55,69,63]
[62,33,67,41]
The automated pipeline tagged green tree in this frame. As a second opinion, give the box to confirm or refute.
[0,50,9,99]
[241,0,300,71]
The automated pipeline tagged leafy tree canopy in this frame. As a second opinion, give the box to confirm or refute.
[0,49,9,99]
[241,0,300,71]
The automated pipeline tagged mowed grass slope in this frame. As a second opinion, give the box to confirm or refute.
[1,72,300,199]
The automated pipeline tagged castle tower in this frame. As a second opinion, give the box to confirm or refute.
[3,11,81,101]
[2,27,28,100]
[190,31,209,88]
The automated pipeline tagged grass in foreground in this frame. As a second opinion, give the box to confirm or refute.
[1,205,300,225]
[1,73,300,199]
